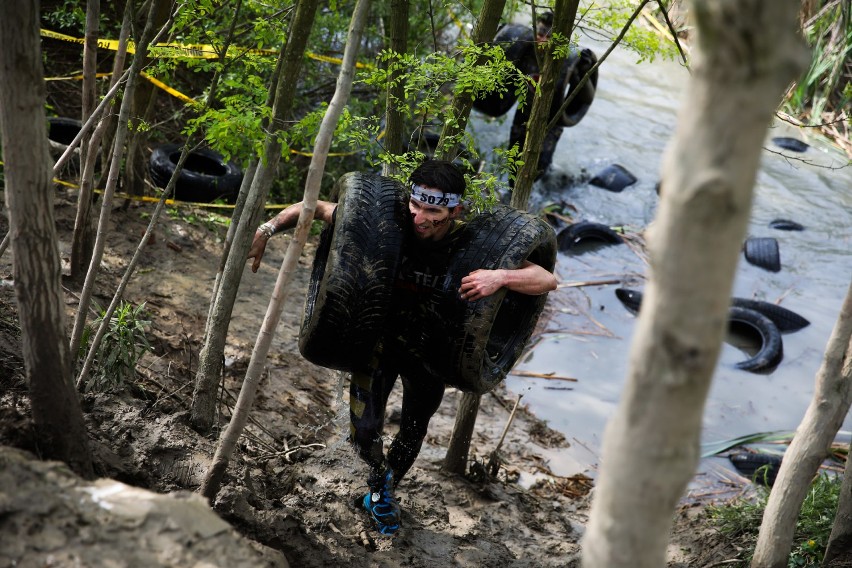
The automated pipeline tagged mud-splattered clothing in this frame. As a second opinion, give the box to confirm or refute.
[349,220,466,489]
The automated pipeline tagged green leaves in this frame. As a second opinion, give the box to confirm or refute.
[78,301,152,393]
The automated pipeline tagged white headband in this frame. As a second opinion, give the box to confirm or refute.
[410,184,461,208]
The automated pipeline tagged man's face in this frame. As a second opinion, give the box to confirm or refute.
[408,191,459,241]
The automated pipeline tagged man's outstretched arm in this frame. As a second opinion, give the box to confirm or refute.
[247,200,336,272]
[458,260,557,301]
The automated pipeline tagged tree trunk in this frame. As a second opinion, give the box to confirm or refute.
[68,0,167,361]
[825,436,852,566]
[439,0,506,476]
[380,0,408,177]
[121,0,171,201]
[199,0,371,500]
[0,0,94,478]
[511,0,579,207]
[442,392,480,474]
[751,281,852,567]
[70,0,131,282]
[581,2,807,567]
[190,0,320,434]
[435,0,506,161]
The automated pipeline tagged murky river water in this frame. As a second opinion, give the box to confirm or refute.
[470,33,852,492]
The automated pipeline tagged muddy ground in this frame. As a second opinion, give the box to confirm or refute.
[0,192,741,566]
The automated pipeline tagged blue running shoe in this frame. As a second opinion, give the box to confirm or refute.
[362,470,401,535]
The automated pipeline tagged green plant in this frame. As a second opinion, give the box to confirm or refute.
[78,301,151,393]
[707,472,842,567]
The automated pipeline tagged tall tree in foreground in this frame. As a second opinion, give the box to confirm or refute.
[0,0,93,478]
[751,279,852,566]
[581,1,807,566]
[199,0,370,499]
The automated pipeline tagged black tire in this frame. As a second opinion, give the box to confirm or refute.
[614,287,643,314]
[728,306,783,372]
[771,137,809,153]
[148,143,243,204]
[729,451,782,486]
[616,288,809,333]
[555,47,598,127]
[616,290,784,371]
[421,205,557,394]
[472,24,536,117]
[298,172,409,372]
[557,220,622,252]
[589,163,637,192]
[47,117,83,173]
[47,116,83,146]
[743,237,781,272]
[730,298,809,332]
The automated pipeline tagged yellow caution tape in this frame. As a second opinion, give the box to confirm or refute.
[446,9,470,40]
[45,72,112,81]
[0,163,284,210]
[305,51,373,70]
[40,28,279,59]
[140,72,197,104]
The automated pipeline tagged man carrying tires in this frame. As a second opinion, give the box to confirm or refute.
[248,160,557,536]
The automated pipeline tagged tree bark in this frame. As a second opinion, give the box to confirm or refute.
[439,0,506,476]
[380,0,408,177]
[71,0,131,282]
[751,281,852,567]
[435,0,506,161]
[442,392,481,474]
[0,0,94,478]
[199,0,371,500]
[825,437,852,566]
[581,2,807,567]
[189,0,320,434]
[68,0,167,361]
[511,0,579,207]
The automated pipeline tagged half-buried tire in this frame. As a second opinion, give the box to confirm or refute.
[423,205,557,394]
[728,306,783,373]
[299,172,409,372]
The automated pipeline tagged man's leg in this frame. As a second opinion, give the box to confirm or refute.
[386,374,445,485]
[350,356,403,535]
[349,361,397,488]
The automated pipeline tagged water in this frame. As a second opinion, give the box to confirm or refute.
[469,33,852,491]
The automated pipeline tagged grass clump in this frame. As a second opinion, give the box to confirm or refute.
[77,300,151,393]
[707,472,841,567]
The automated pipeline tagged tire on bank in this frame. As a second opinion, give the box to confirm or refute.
[299,172,409,372]
[425,205,557,394]
[148,143,243,203]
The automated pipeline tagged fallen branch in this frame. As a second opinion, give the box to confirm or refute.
[510,370,578,382]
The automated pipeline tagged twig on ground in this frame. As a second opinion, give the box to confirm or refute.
[509,370,578,382]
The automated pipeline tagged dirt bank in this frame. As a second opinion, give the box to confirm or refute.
[0,192,737,566]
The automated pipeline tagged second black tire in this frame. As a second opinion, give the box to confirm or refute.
[298,172,409,372]
[148,143,243,203]
[422,205,557,394]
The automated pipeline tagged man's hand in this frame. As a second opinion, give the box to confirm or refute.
[247,231,269,273]
[459,269,506,301]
